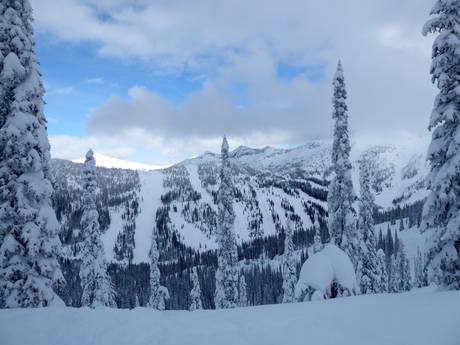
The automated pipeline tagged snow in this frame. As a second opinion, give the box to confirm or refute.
[1,52,25,80]
[133,171,165,263]
[1,290,459,345]
[296,244,357,298]
[73,152,168,171]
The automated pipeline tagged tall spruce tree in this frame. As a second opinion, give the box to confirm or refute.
[189,267,202,311]
[282,218,297,303]
[413,247,428,288]
[376,249,388,293]
[79,150,115,308]
[0,0,63,308]
[357,161,380,294]
[148,226,169,310]
[214,135,238,309]
[312,213,324,254]
[238,274,248,307]
[391,243,412,292]
[327,60,358,267]
[422,0,460,289]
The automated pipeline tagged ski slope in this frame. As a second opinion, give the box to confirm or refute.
[1,290,459,345]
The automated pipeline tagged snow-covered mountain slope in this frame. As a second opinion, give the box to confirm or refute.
[2,289,459,345]
[73,152,168,171]
[53,137,431,264]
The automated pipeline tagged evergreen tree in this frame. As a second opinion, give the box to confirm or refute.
[79,150,115,308]
[148,227,169,310]
[282,219,297,303]
[357,161,379,294]
[422,0,460,290]
[394,231,400,255]
[388,254,397,293]
[189,267,202,311]
[0,0,63,308]
[238,274,248,307]
[312,213,324,254]
[414,247,428,288]
[377,228,384,250]
[393,243,412,292]
[385,226,394,257]
[113,201,136,266]
[327,60,358,267]
[376,249,388,293]
[214,136,238,309]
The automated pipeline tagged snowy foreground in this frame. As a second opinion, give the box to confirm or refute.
[1,290,459,345]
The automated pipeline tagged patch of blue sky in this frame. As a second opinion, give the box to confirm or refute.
[230,81,252,108]
[36,34,204,136]
[276,62,326,83]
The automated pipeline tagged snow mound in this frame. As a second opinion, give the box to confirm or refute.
[295,244,357,300]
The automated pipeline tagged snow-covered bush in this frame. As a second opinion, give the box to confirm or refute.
[295,244,358,301]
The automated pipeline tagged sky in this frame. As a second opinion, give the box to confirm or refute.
[31,0,437,165]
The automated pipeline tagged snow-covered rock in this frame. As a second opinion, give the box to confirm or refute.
[295,244,357,301]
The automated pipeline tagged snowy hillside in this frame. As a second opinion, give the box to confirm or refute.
[1,289,459,345]
[54,137,431,264]
[73,152,168,171]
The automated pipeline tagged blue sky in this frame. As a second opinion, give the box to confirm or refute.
[31,0,435,164]
[38,36,205,137]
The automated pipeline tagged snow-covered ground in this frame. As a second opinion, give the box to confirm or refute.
[1,290,459,345]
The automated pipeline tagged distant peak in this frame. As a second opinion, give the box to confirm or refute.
[72,152,169,171]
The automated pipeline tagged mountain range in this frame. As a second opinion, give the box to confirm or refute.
[53,136,430,264]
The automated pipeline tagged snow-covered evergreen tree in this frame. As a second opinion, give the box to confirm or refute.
[327,60,358,267]
[113,203,136,266]
[214,135,238,309]
[282,218,297,303]
[79,150,115,308]
[0,0,63,308]
[357,161,380,294]
[312,213,324,254]
[148,227,169,310]
[393,243,412,292]
[376,249,388,293]
[238,274,248,307]
[421,0,460,290]
[388,254,397,293]
[414,247,428,288]
[189,267,202,311]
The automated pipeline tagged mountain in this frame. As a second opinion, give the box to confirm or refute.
[54,137,430,261]
[52,136,432,309]
[72,152,168,171]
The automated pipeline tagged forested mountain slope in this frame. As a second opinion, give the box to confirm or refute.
[52,138,430,308]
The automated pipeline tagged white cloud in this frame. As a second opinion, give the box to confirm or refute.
[35,0,438,162]
[46,86,74,95]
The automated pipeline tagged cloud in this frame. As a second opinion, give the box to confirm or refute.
[49,130,287,165]
[49,135,136,161]
[34,0,438,162]
[46,86,74,95]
